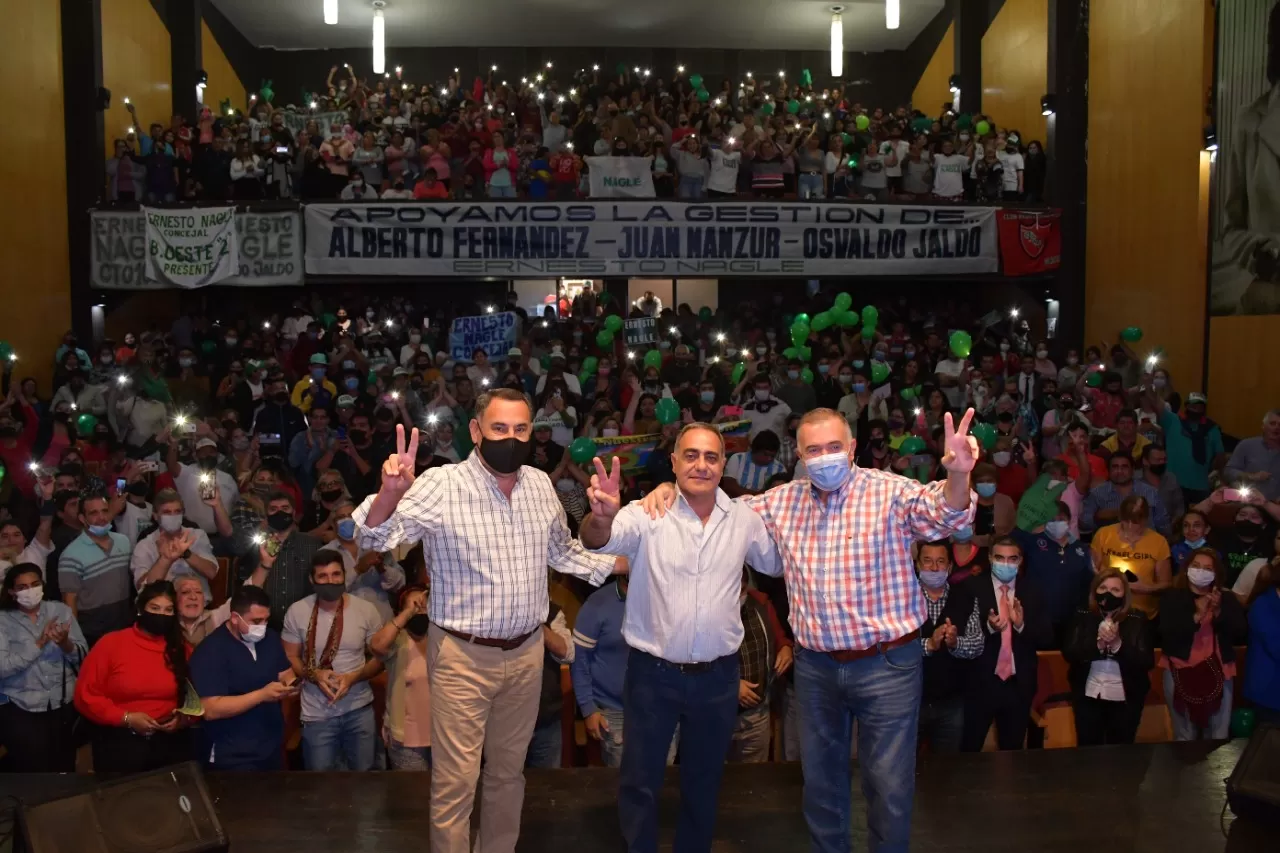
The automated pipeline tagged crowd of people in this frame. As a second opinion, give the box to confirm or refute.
[104,64,1047,204]
[0,283,1277,850]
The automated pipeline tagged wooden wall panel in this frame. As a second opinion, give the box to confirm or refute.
[101,0,172,159]
[202,21,248,116]
[1208,315,1280,438]
[911,22,954,114]
[0,0,69,388]
[982,0,1047,142]
[1086,0,1211,394]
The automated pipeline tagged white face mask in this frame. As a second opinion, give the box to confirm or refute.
[159,514,184,533]
[1187,567,1216,589]
[602,428,620,437]
[237,617,268,644]
[14,587,43,609]
[1036,350,1049,359]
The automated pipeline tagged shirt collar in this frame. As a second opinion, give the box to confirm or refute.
[465,449,526,494]
[675,486,732,519]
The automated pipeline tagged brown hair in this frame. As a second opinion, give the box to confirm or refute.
[474,387,533,421]
[1118,494,1150,525]
[1087,568,1132,620]
[1171,546,1226,590]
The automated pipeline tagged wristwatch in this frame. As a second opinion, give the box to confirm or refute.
[181,548,192,560]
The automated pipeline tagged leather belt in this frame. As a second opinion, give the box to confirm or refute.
[637,650,720,673]
[826,630,920,664]
[442,626,535,652]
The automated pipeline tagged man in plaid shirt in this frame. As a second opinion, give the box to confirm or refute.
[644,407,978,853]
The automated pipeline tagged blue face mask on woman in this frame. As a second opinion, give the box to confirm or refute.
[975,482,998,498]
[806,452,851,492]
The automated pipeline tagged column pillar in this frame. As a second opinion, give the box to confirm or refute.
[951,0,984,114]
[170,0,203,121]
[62,0,105,341]
[1047,0,1089,349]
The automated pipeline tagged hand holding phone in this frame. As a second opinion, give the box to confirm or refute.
[1223,488,1245,503]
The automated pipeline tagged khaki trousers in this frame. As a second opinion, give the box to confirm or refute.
[427,623,543,853]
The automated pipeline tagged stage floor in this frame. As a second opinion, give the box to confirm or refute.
[0,740,1271,852]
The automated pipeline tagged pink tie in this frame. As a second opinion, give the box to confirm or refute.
[996,584,1014,681]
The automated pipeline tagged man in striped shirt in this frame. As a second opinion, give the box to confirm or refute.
[57,493,134,647]
[354,389,621,853]
[722,431,790,496]
[644,408,978,853]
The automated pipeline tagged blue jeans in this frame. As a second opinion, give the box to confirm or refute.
[301,704,377,771]
[678,175,705,199]
[917,695,964,753]
[1164,669,1234,740]
[488,183,517,198]
[798,173,825,199]
[525,716,562,768]
[618,650,738,853]
[795,642,922,853]
[387,737,432,770]
[601,706,680,769]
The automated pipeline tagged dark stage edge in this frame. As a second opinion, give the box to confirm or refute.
[0,741,1271,852]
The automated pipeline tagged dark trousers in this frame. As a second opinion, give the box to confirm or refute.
[917,695,964,753]
[90,723,194,773]
[618,650,738,853]
[1072,695,1145,746]
[0,702,78,772]
[205,754,285,772]
[962,677,1032,751]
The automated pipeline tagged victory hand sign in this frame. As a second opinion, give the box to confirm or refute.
[381,424,419,497]
[940,408,980,474]
[588,456,623,520]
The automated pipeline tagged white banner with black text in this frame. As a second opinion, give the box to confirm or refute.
[91,210,304,289]
[586,156,656,198]
[303,201,998,277]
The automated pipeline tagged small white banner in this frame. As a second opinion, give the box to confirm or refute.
[143,206,239,288]
[587,156,655,198]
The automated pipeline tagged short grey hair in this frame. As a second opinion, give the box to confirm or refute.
[1264,408,1280,423]
[675,422,725,454]
[474,388,533,421]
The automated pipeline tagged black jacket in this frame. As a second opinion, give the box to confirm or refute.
[963,570,1052,699]
[1062,609,1154,704]
[1159,587,1249,664]
[921,584,978,702]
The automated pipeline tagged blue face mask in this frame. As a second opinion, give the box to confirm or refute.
[311,368,327,381]
[904,349,917,359]
[952,525,973,543]
[991,560,1019,583]
[852,360,865,369]
[817,364,829,375]
[336,518,357,541]
[918,569,949,589]
[87,523,112,537]
[1045,520,1070,540]
[787,370,800,380]
[345,377,360,390]
[852,382,867,394]
[700,390,715,404]
[1184,537,1206,549]
[975,482,997,498]
[873,352,887,361]
[806,451,851,492]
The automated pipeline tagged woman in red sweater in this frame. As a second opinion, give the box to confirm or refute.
[74,581,194,772]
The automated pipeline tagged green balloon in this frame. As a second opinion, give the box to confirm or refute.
[870,362,890,385]
[798,346,812,361]
[322,312,337,328]
[901,386,917,401]
[604,314,623,332]
[975,119,991,136]
[834,292,853,311]
[794,313,811,326]
[949,330,973,359]
[0,462,5,483]
[201,340,217,355]
[0,341,12,361]
[1085,371,1102,388]
[582,356,598,375]
[800,367,814,384]
[1121,326,1143,343]
[787,99,800,114]
[596,329,614,348]
[689,73,703,88]
[811,312,833,332]
[860,305,879,326]
[578,372,593,387]
[861,325,875,340]
[643,349,663,370]
[76,413,99,438]
[790,324,810,349]
[616,62,628,76]
[800,69,812,87]
[655,397,681,425]
[760,102,775,116]
[731,362,747,384]
[1230,707,1256,738]
[782,347,799,359]
[971,422,998,450]
[837,309,860,328]
[698,306,713,321]
[697,88,710,103]
[855,114,870,130]
[898,436,926,455]
[569,436,597,464]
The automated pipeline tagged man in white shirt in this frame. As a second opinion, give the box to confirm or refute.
[742,373,792,441]
[995,134,1025,200]
[130,489,219,601]
[165,433,240,538]
[534,349,582,397]
[931,138,972,201]
[935,354,969,409]
[706,137,742,197]
[884,124,910,194]
[581,423,781,853]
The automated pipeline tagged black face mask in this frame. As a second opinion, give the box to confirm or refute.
[197,455,218,471]
[318,488,343,503]
[267,511,294,532]
[126,480,150,497]
[313,582,345,602]
[405,613,431,636]
[136,611,176,637]
[348,429,368,445]
[273,392,290,405]
[478,436,532,475]
[1095,591,1124,613]
[1236,519,1264,538]
[1146,463,1167,477]
[868,438,886,450]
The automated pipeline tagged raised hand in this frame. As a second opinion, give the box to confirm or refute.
[988,608,1009,632]
[639,482,678,519]
[943,618,958,648]
[1009,596,1025,629]
[940,408,980,474]
[381,423,419,496]
[587,456,623,520]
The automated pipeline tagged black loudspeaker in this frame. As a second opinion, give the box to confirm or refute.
[1226,722,1280,823]
[19,761,227,853]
